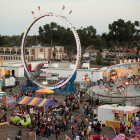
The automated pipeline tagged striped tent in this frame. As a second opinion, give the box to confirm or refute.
[16,96,57,107]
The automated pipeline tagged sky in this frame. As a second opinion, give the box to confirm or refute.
[0,0,140,36]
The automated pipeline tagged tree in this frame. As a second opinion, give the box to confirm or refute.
[108,19,140,62]
[93,37,103,52]
[52,50,56,62]
[0,36,14,47]
[77,26,97,50]
[96,52,103,65]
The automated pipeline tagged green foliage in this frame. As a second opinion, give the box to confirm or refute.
[77,26,97,50]
[108,19,140,47]
[0,36,14,47]
[25,42,31,47]
[95,52,103,65]
[52,50,56,58]
[93,37,103,52]
[69,57,73,62]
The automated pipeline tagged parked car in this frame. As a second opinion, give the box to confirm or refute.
[54,58,61,62]
[90,60,96,65]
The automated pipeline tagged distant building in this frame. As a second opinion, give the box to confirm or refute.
[0,46,67,61]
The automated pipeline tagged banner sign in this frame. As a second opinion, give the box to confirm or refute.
[103,62,138,81]
[6,96,16,109]
[40,73,51,77]
[112,109,139,114]
[120,59,140,64]
[0,67,5,79]
[65,135,71,140]
[112,110,124,114]
[105,120,120,128]
[0,96,6,105]
[0,92,5,97]
[80,81,85,90]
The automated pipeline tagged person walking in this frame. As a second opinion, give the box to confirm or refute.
[10,87,12,95]
[81,115,84,126]
[18,127,22,139]
[97,121,101,133]
[55,128,59,140]
[91,122,94,134]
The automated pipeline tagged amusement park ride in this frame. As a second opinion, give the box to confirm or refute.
[20,13,81,95]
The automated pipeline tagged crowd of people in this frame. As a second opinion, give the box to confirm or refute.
[6,90,110,140]
[1,89,140,140]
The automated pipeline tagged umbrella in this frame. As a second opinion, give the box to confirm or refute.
[36,88,54,94]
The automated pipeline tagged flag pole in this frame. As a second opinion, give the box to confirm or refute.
[32,14,35,18]
[67,13,69,19]
[60,9,62,16]
[31,11,35,18]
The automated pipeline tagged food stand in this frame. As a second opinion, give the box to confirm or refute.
[98,104,140,128]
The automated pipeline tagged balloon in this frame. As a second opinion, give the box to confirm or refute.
[21,118,31,126]
[10,116,20,123]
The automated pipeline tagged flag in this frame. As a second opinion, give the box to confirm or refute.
[65,135,71,140]
[62,5,65,10]
[113,135,125,140]
[1,57,4,66]
[38,6,40,10]
[69,10,72,14]
[110,121,116,132]
[31,11,34,14]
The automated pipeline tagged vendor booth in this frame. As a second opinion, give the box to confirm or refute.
[0,91,6,107]
[98,104,140,128]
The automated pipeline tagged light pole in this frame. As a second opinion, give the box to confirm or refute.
[123,80,130,104]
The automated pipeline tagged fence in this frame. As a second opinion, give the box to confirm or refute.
[87,91,140,106]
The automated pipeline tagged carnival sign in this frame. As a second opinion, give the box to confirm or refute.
[112,110,124,114]
[0,92,5,97]
[105,120,120,128]
[40,73,51,77]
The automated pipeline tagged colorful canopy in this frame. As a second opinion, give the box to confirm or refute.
[36,88,54,94]
[16,96,57,107]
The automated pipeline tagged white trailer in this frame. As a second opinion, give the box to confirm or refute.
[69,64,75,69]
[50,63,59,68]
[2,66,24,77]
[81,63,90,69]
[98,104,139,125]
[42,68,103,82]
[5,77,16,87]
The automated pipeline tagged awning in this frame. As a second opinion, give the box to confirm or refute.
[16,96,57,107]
[36,88,54,94]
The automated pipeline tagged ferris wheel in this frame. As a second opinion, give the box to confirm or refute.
[21,13,81,90]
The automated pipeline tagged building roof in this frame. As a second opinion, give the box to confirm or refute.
[1,66,24,68]
[0,54,33,56]
[98,104,138,111]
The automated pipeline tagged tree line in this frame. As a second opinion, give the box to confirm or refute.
[0,19,140,60]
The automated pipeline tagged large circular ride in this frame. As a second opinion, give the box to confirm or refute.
[21,13,81,89]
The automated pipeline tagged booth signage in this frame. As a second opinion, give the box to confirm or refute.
[0,92,5,97]
[125,110,132,114]
[120,59,140,64]
[112,110,124,114]
[82,75,86,80]
[105,120,120,128]
[80,82,85,90]
[113,109,139,114]
[132,109,139,113]
[40,73,51,77]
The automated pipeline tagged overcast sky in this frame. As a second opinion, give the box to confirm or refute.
[0,0,140,36]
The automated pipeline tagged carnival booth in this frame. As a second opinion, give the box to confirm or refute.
[10,96,58,126]
[98,104,139,128]
[16,96,57,107]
